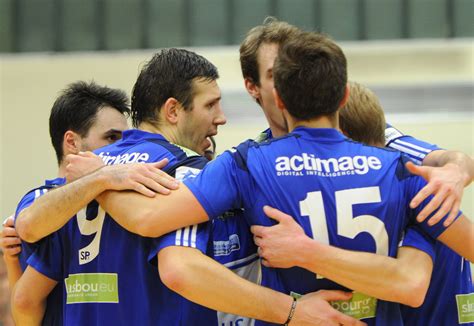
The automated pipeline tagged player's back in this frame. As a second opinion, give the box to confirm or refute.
[235,127,438,325]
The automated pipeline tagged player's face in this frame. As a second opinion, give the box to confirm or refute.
[253,42,288,135]
[79,106,129,151]
[177,79,226,155]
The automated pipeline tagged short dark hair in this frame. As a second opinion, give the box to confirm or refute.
[131,48,219,128]
[239,17,300,86]
[49,81,130,164]
[273,31,347,120]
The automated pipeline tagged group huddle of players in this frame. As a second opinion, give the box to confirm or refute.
[1,18,473,326]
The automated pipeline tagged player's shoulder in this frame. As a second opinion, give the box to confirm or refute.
[95,130,170,159]
[344,138,416,181]
[14,178,65,219]
[223,138,263,171]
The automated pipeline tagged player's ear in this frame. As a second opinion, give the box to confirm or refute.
[63,130,81,155]
[272,88,285,112]
[244,78,260,103]
[338,84,350,108]
[162,98,180,125]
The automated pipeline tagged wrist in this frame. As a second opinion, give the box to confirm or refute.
[298,236,322,270]
[284,296,297,325]
[445,162,472,186]
[273,295,295,324]
[90,167,111,192]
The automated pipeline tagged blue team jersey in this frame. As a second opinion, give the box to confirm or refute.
[385,123,441,165]
[211,210,260,326]
[28,130,215,326]
[14,177,65,326]
[185,127,458,326]
[385,125,474,325]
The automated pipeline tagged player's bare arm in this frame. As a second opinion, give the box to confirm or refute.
[251,206,433,308]
[436,214,474,262]
[1,216,23,289]
[16,160,174,243]
[409,151,474,226]
[158,246,365,326]
[11,266,58,326]
[98,183,208,237]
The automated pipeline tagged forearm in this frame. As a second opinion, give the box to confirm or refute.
[16,171,108,242]
[424,150,474,186]
[98,185,209,238]
[158,246,292,323]
[97,190,154,236]
[300,239,430,307]
[438,215,474,262]
[3,256,22,290]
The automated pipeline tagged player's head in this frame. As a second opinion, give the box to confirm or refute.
[339,82,386,147]
[239,17,300,135]
[203,136,217,161]
[273,31,348,122]
[49,81,130,165]
[131,48,226,155]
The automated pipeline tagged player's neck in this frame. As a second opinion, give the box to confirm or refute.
[286,112,339,132]
[57,163,67,178]
[269,124,287,138]
[139,121,162,135]
[139,121,179,145]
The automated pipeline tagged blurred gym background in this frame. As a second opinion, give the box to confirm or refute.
[0,1,473,323]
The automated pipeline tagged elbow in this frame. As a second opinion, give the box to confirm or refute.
[158,249,191,294]
[12,285,38,316]
[15,211,38,243]
[398,276,430,308]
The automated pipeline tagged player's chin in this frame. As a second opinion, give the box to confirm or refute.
[202,138,212,153]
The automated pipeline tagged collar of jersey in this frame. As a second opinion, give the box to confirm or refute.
[45,177,66,187]
[291,126,346,142]
[121,129,199,156]
[121,129,167,142]
[254,128,273,143]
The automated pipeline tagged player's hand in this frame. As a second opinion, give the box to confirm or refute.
[0,216,21,260]
[100,159,179,197]
[292,290,366,326]
[251,206,310,268]
[406,161,464,227]
[65,151,105,182]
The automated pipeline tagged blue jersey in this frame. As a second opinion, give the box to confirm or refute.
[14,177,65,326]
[385,123,441,165]
[28,130,214,326]
[185,127,458,325]
[385,126,474,325]
[212,210,260,326]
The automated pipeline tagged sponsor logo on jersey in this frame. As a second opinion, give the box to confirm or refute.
[99,152,150,165]
[456,293,474,324]
[331,292,377,320]
[214,234,241,256]
[275,153,382,177]
[290,290,376,320]
[65,273,119,304]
